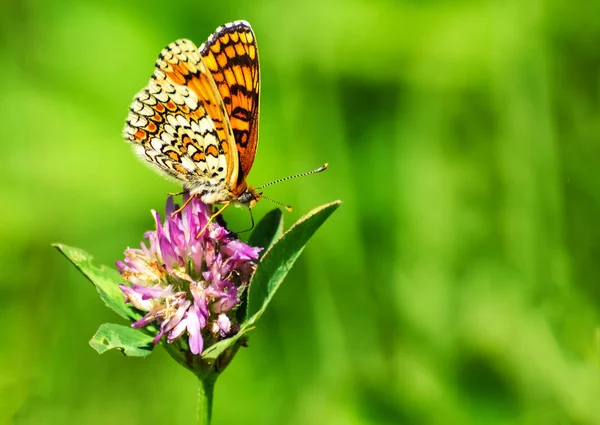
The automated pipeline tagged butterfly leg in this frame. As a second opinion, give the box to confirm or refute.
[170,193,197,218]
[196,202,231,238]
[236,208,255,234]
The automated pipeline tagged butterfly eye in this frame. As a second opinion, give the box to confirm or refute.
[237,191,255,206]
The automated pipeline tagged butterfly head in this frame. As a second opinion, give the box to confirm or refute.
[237,187,262,208]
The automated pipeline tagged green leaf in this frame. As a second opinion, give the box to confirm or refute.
[203,201,341,362]
[248,208,284,256]
[237,208,284,323]
[201,328,248,361]
[245,200,341,323]
[89,323,154,357]
[53,243,137,321]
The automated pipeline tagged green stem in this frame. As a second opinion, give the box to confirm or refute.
[197,375,216,425]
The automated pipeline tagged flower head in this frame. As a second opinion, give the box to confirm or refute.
[117,194,261,355]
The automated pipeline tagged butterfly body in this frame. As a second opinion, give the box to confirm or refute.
[124,21,261,208]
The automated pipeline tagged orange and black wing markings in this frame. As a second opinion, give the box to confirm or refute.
[125,81,206,184]
[199,20,260,195]
[154,39,238,185]
[125,39,239,195]
[124,21,264,207]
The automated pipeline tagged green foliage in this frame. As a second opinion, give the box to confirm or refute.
[89,324,154,357]
[3,1,600,424]
[203,201,340,361]
[54,244,156,356]
[245,201,341,322]
[53,244,138,321]
[54,202,340,373]
[247,208,284,259]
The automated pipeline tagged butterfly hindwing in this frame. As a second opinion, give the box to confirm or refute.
[125,81,201,184]
[199,20,260,195]
[124,39,240,202]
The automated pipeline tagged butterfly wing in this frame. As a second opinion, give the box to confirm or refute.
[199,20,260,196]
[124,39,240,201]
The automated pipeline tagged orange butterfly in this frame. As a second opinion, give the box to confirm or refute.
[124,20,326,221]
[124,20,261,206]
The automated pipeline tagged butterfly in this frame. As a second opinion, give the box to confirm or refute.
[124,20,263,211]
[124,20,327,224]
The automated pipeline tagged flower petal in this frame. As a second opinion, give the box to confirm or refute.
[117,192,262,356]
[186,304,204,355]
[217,313,231,338]
[222,240,261,262]
[168,314,188,342]
[120,284,154,311]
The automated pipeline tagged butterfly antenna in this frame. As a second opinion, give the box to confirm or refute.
[257,163,328,190]
[261,195,293,212]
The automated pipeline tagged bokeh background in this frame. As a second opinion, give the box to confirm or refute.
[2,0,600,423]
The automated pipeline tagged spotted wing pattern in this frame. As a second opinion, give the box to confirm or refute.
[124,38,240,203]
[199,21,260,195]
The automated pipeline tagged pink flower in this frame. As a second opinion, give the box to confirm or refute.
[118,194,262,355]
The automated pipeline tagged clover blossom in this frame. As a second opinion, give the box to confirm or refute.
[116,194,261,355]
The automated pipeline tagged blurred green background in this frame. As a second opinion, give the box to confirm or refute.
[2,0,600,423]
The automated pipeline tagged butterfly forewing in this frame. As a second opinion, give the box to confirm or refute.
[199,21,260,195]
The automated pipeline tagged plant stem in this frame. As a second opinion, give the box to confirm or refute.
[197,375,216,425]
